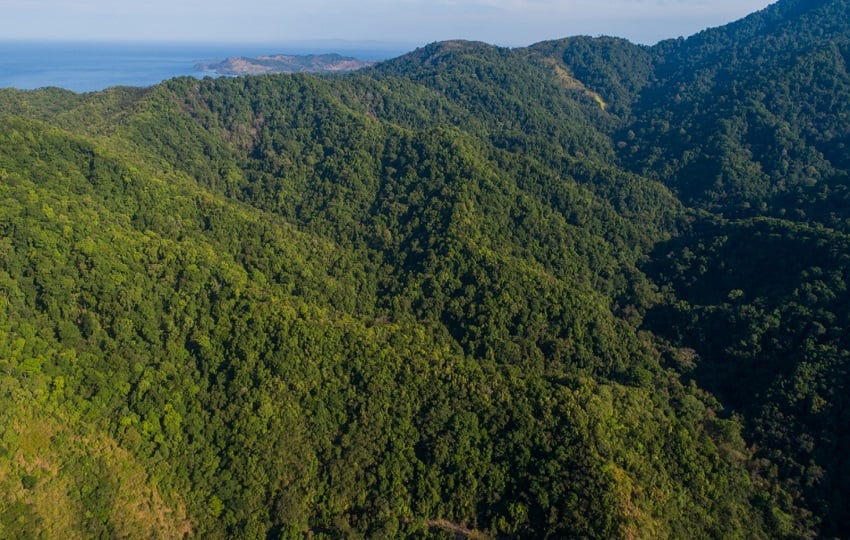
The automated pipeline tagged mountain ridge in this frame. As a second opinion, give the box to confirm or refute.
[1,0,848,537]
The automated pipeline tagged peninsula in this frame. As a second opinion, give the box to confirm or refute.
[196,53,374,76]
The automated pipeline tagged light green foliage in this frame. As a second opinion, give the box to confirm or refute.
[2,1,848,537]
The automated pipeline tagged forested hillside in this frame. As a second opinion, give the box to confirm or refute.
[1,0,848,537]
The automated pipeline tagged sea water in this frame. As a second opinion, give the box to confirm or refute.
[0,41,409,93]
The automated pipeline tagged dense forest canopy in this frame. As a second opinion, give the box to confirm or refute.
[1,0,849,537]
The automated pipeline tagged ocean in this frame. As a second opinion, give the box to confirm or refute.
[0,41,410,93]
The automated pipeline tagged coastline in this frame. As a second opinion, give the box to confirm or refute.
[0,40,411,92]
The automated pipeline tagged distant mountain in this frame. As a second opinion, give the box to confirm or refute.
[196,53,374,76]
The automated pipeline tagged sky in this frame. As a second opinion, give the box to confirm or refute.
[0,0,775,47]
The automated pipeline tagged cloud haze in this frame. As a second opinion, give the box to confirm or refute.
[0,0,774,45]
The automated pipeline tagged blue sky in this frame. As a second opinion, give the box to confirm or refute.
[1,0,774,46]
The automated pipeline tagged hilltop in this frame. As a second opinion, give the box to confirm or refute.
[1,0,849,537]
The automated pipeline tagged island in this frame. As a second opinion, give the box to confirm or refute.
[195,53,374,76]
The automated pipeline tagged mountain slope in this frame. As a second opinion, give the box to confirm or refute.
[621,0,850,224]
[608,0,850,534]
[0,104,783,538]
[2,0,849,537]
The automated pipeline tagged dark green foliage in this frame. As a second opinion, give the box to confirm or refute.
[2,0,849,537]
[645,217,850,536]
[620,0,850,228]
[616,1,850,533]
[20,475,37,490]
[529,36,654,118]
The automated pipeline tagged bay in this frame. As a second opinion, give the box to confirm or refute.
[0,41,409,93]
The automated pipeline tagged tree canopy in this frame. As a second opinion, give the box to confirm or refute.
[1,0,849,537]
